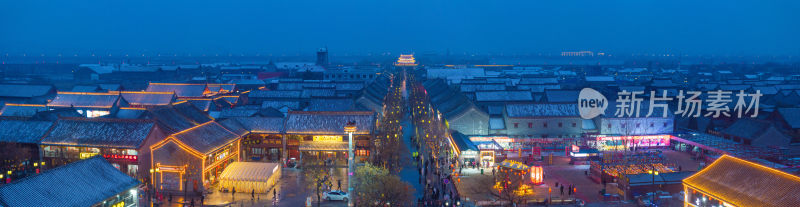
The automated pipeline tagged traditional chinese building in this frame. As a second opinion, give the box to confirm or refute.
[682,155,800,207]
[0,119,54,181]
[0,156,140,207]
[285,111,376,164]
[40,118,166,179]
[149,121,241,192]
[119,91,177,108]
[219,117,285,162]
[145,82,235,99]
[47,91,129,118]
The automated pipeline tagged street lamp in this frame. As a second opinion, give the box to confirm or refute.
[648,169,659,204]
[344,121,357,207]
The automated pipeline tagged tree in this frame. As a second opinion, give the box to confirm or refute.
[300,160,331,207]
[469,168,535,207]
[353,163,415,207]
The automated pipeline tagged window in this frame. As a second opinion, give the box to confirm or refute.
[636,123,640,128]
[650,123,654,127]
[608,124,612,129]
[528,123,533,128]
[543,123,548,128]
[664,122,668,127]
[558,122,563,127]
[572,122,577,127]
[514,123,519,128]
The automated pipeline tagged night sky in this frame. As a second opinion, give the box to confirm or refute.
[2,0,798,55]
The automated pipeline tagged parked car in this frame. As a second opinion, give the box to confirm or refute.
[322,190,349,202]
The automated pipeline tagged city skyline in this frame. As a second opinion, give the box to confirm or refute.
[2,0,799,56]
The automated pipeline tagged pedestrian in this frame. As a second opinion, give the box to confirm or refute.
[201,194,204,205]
[337,179,342,190]
[232,187,236,199]
[251,189,255,200]
[273,188,277,199]
[560,185,564,195]
[190,199,194,207]
[555,182,559,188]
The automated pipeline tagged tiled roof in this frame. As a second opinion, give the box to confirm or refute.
[0,84,54,98]
[722,119,771,140]
[146,83,208,97]
[47,92,120,108]
[506,103,579,117]
[41,118,156,149]
[460,83,506,92]
[147,102,212,133]
[777,108,800,129]
[544,90,580,103]
[0,104,47,117]
[516,84,560,93]
[248,90,302,99]
[519,77,558,85]
[208,83,235,93]
[0,120,53,143]
[451,131,478,152]
[261,101,301,110]
[70,85,104,92]
[683,155,800,207]
[301,88,336,98]
[306,99,355,111]
[171,121,240,154]
[120,91,176,106]
[475,91,533,102]
[224,117,284,133]
[0,157,139,207]
[286,111,374,135]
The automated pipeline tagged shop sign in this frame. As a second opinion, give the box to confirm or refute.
[313,135,343,142]
[79,152,99,159]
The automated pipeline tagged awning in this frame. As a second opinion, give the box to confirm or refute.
[299,142,348,151]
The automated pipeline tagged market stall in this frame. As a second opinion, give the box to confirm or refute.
[219,162,281,193]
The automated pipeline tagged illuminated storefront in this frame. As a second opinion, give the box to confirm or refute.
[40,119,159,179]
[150,121,242,192]
[284,111,376,164]
[594,135,671,151]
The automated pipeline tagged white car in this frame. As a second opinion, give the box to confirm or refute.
[323,190,349,202]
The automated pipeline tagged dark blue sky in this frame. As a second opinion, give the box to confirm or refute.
[2,0,798,56]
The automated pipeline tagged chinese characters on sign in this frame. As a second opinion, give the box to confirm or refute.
[614,90,762,118]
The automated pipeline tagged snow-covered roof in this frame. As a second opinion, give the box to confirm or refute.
[285,111,374,135]
[0,120,53,143]
[0,104,47,117]
[42,118,156,149]
[0,84,54,98]
[306,99,355,111]
[120,91,176,106]
[171,121,241,154]
[47,92,120,108]
[585,76,615,82]
[475,91,533,102]
[0,156,139,207]
[249,90,302,99]
[544,90,580,103]
[146,83,208,98]
[506,103,579,117]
